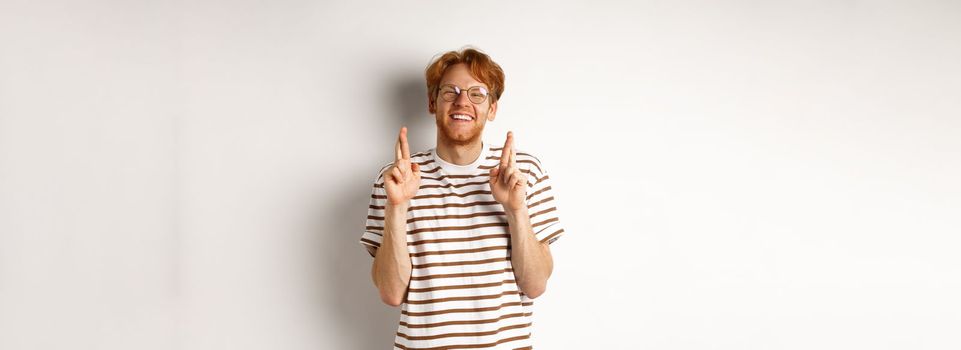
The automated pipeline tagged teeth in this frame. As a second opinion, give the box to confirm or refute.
[451,114,473,121]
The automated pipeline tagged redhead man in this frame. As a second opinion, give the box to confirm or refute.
[360,47,565,349]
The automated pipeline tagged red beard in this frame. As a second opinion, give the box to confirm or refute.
[435,116,484,146]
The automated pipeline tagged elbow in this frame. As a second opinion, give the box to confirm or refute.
[521,283,547,299]
[379,289,404,307]
[381,296,403,307]
[371,261,407,307]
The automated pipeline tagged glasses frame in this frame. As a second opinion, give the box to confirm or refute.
[437,84,491,105]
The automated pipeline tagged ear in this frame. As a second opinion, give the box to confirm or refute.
[487,101,498,122]
[428,95,436,114]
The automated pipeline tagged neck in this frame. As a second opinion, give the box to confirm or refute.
[435,136,484,166]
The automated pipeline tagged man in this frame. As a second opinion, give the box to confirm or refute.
[359,47,565,349]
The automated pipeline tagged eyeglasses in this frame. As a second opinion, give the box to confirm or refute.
[437,84,490,104]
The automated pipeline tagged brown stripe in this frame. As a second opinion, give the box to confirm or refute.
[410,245,507,258]
[405,291,520,305]
[526,186,551,201]
[533,174,549,186]
[419,180,490,189]
[372,189,494,200]
[478,159,541,174]
[516,152,540,161]
[527,196,554,209]
[421,173,488,181]
[410,268,513,281]
[370,200,501,211]
[360,238,379,247]
[418,172,538,185]
[367,219,516,236]
[394,334,531,350]
[531,217,558,228]
[367,206,557,223]
[407,279,515,293]
[377,170,487,184]
[374,178,536,191]
[414,189,492,200]
[397,322,531,341]
[477,164,538,178]
[413,256,509,269]
[539,228,564,244]
[518,159,542,173]
[402,301,523,317]
[414,158,435,166]
[369,211,507,224]
[408,222,507,235]
[528,206,555,219]
[407,211,505,223]
[408,201,500,211]
[409,233,509,247]
[374,155,431,177]
[375,178,490,189]
[489,149,542,166]
[400,312,531,329]
[419,166,441,174]
[513,159,543,173]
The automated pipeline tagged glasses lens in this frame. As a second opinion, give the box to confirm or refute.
[468,87,489,104]
[440,86,458,102]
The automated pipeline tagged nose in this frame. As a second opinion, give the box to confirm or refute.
[453,90,471,107]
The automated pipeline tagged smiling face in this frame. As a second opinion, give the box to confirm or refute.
[430,63,498,146]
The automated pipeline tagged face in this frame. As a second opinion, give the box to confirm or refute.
[429,63,498,146]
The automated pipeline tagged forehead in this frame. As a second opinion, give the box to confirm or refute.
[440,63,488,88]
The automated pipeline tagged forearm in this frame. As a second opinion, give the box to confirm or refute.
[371,203,412,306]
[506,207,553,299]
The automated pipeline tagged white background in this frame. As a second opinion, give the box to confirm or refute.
[1,1,959,349]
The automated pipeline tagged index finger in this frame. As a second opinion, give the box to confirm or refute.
[400,127,411,160]
[500,131,513,168]
[508,132,517,167]
[395,130,403,161]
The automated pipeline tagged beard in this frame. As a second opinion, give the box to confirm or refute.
[435,115,485,146]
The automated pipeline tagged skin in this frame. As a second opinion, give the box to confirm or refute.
[370,127,418,306]
[371,63,554,307]
[429,63,497,165]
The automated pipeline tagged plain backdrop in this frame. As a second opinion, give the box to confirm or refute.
[1,0,959,349]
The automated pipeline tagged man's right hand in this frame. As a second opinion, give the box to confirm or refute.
[384,127,421,206]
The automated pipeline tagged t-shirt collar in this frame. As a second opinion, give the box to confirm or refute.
[431,141,489,175]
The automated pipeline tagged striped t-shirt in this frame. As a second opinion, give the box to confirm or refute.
[360,141,565,350]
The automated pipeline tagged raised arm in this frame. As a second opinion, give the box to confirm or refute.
[371,126,421,306]
[489,131,554,298]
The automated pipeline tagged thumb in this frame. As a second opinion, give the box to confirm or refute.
[489,167,499,184]
[411,163,420,176]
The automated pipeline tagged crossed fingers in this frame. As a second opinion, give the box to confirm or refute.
[391,127,412,182]
[499,131,521,187]
[395,127,410,161]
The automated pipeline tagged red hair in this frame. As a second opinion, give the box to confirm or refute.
[425,47,505,113]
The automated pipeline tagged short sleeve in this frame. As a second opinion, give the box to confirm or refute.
[359,165,391,257]
[524,156,565,245]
